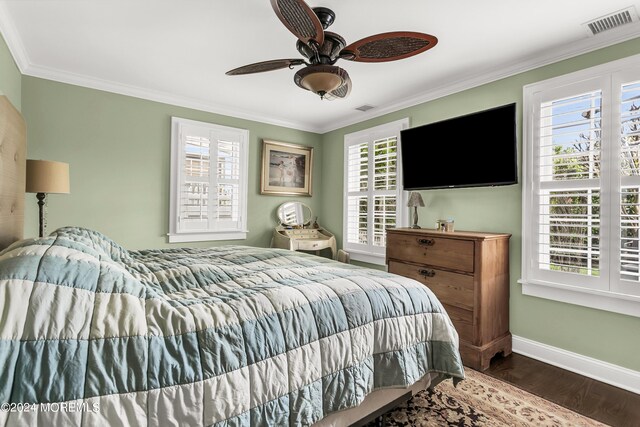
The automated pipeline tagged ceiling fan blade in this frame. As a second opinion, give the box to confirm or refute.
[324,73,352,101]
[226,59,305,75]
[340,32,437,63]
[270,0,324,47]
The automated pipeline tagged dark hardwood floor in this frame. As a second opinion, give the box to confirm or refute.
[483,353,640,427]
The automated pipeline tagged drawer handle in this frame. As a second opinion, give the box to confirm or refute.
[417,238,435,247]
[419,269,436,278]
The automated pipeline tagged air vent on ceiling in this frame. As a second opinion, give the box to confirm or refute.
[355,104,375,112]
[583,7,638,36]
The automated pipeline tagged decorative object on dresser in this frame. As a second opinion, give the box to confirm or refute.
[25,159,70,237]
[271,201,337,258]
[386,227,511,370]
[407,191,425,229]
[260,139,313,196]
[436,218,455,232]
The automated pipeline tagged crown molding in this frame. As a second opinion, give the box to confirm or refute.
[1,2,639,135]
[316,24,640,133]
[22,63,323,133]
[0,1,322,133]
[0,1,29,72]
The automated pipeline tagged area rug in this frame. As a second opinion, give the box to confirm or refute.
[380,369,607,426]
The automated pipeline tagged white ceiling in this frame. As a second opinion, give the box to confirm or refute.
[2,0,640,133]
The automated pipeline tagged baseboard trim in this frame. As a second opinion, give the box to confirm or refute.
[512,335,640,394]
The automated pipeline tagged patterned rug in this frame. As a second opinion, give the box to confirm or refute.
[380,369,607,426]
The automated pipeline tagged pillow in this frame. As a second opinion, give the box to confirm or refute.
[49,226,133,264]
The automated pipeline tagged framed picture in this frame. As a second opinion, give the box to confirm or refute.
[261,140,313,196]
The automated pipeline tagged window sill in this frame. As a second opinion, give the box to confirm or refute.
[168,231,247,243]
[519,278,640,318]
[347,250,386,266]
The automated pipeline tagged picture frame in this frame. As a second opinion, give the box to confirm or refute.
[261,140,313,196]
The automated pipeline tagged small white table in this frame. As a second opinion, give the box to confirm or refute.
[271,225,337,259]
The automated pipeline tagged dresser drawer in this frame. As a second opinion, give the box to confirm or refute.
[442,303,473,343]
[388,261,474,311]
[295,236,330,251]
[286,229,320,238]
[387,233,475,272]
[297,240,321,250]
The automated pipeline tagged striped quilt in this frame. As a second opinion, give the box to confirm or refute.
[0,227,464,426]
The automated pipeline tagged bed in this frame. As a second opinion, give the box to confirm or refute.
[0,96,464,426]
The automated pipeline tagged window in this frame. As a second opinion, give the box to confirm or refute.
[169,117,248,243]
[522,55,640,317]
[343,119,409,264]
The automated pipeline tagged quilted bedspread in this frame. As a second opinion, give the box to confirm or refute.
[0,227,464,426]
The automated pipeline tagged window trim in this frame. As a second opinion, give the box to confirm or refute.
[519,278,640,318]
[168,117,249,243]
[342,118,409,265]
[521,53,640,318]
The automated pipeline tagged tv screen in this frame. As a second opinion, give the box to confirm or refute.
[400,103,517,190]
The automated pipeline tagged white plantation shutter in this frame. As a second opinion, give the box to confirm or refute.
[214,139,242,227]
[169,117,248,242]
[346,141,369,245]
[347,196,368,245]
[616,77,640,296]
[523,58,640,318]
[180,133,210,230]
[535,88,604,288]
[373,195,396,247]
[344,119,408,264]
[373,137,398,247]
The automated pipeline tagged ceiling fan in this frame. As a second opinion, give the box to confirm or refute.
[226,0,438,100]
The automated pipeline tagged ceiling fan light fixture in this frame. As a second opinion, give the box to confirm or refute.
[294,65,347,99]
[227,1,438,101]
[301,71,341,93]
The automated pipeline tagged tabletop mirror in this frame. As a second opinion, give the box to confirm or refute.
[277,202,312,227]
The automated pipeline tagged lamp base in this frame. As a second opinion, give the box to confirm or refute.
[36,192,46,238]
[411,206,421,229]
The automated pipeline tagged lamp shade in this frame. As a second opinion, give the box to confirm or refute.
[26,160,70,194]
[407,191,425,207]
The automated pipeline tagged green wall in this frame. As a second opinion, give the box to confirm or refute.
[0,32,21,110]
[21,76,322,249]
[320,38,640,372]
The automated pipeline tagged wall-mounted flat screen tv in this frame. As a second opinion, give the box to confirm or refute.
[400,103,518,190]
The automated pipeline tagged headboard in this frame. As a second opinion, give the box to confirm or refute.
[0,96,26,250]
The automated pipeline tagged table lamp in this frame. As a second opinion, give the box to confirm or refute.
[26,159,70,237]
[407,191,425,229]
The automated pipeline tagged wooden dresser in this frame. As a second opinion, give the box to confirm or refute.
[386,228,511,370]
